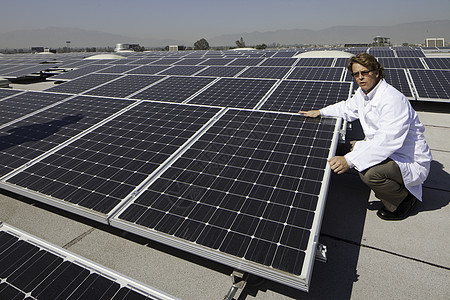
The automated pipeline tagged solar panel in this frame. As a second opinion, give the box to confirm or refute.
[378,58,425,69]
[296,58,334,67]
[158,66,207,76]
[131,58,161,65]
[228,58,264,66]
[97,65,139,74]
[195,66,246,77]
[384,69,414,98]
[200,58,235,66]
[0,92,71,126]
[409,69,450,101]
[3,102,221,221]
[50,65,111,80]
[0,96,131,178]
[133,76,215,103]
[261,81,352,112]
[334,58,350,68]
[423,58,450,69]
[271,51,299,57]
[153,58,182,65]
[85,75,165,98]
[395,48,425,57]
[45,74,121,94]
[237,66,291,79]
[174,58,207,65]
[0,223,177,300]
[127,65,171,75]
[260,58,298,67]
[111,109,341,291]
[188,78,277,109]
[369,48,395,57]
[288,67,344,81]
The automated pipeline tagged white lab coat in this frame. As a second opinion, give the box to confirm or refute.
[320,79,432,201]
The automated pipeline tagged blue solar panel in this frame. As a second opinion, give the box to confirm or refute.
[0,223,176,300]
[85,75,165,98]
[112,109,340,290]
[133,77,215,103]
[296,58,334,67]
[188,78,277,109]
[410,69,450,100]
[4,102,220,219]
[288,67,344,81]
[46,74,121,94]
[238,66,291,79]
[378,58,425,69]
[261,81,352,112]
[0,96,132,178]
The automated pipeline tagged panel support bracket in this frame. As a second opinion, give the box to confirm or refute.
[223,270,248,300]
[315,243,328,263]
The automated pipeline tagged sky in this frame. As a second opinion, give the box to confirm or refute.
[1,0,449,41]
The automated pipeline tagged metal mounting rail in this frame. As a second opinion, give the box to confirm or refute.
[223,270,248,300]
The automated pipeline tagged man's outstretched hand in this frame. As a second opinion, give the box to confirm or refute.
[298,110,321,118]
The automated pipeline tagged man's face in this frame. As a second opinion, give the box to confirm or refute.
[351,63,379,93]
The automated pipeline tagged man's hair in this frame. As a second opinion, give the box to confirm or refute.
[348,52,385,79]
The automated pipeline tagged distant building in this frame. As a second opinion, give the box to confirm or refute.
[169,45,179,51]
[31,47,56,54]
[373,36,391,47]
[425,38,445,47]
[115,43,142,52]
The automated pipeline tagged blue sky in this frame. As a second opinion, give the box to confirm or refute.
[1,0,449,40]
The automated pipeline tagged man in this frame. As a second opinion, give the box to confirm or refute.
[300,53,432,221]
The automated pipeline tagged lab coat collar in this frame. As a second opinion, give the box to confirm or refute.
[358,79,384,101]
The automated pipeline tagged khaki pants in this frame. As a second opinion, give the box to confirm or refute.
[359,158,409,212]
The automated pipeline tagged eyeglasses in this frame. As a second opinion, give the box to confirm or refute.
[351,69,375,78]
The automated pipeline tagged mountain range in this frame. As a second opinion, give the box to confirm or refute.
[0,20,448,49]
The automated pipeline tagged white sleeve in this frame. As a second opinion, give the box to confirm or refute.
[320,96,360,122]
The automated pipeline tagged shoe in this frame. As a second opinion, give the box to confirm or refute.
[376,195,418,221]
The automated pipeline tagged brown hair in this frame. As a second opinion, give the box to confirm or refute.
[348,52,385,79]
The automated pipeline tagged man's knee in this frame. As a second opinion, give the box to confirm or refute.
[358,159,395,187]
[359,165,381,186]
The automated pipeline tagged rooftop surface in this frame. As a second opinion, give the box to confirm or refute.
[1,51,449,299]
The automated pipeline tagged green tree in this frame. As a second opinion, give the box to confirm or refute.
[255,43,267,50]
[194,38,210,50]
[235,37,246,48]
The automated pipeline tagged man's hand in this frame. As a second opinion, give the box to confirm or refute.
[298,110,321,118]
[328,156,349,174]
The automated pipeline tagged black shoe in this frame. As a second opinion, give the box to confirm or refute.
[376,195,418,221]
